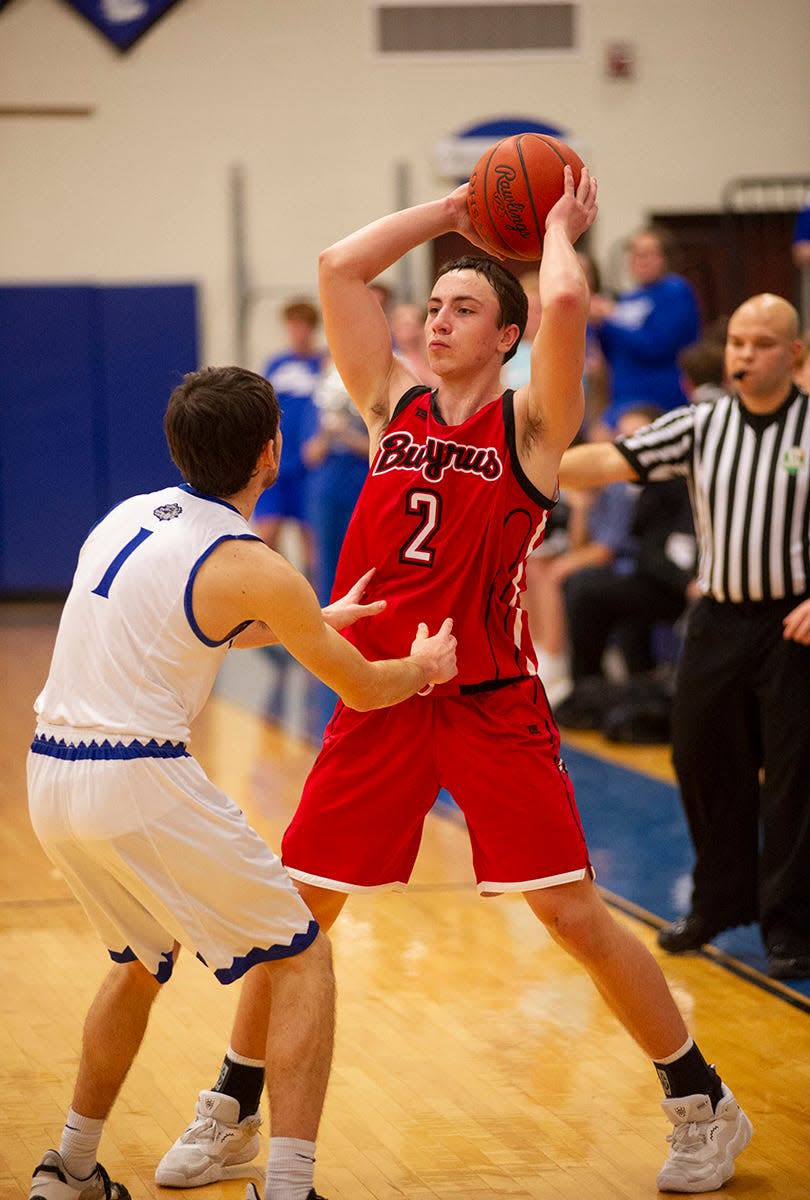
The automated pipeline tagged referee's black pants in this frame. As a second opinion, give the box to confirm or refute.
[671,596,810,954]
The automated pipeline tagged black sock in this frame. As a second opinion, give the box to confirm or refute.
[654,1042,723,1110]
[213,1053,265,1121]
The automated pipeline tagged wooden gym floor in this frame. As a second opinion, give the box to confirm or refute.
[1,603,808,1199]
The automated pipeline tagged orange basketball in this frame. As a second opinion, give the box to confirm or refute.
[466,133,584,260]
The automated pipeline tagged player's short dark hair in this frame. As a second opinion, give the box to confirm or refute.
[434,256,528,363]
[164,366,280,497]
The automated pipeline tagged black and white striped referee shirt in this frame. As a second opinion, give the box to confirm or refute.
[615,386,810,603]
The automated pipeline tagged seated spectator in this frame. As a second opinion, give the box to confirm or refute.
[526,405,660,703]
[555,474,697,740]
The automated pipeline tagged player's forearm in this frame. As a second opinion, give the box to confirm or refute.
[298,622,432,712]
[340,656,432,713]
[319,196,457,285]
[539,224,590,315]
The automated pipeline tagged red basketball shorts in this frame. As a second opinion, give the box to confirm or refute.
[282,677,592,894]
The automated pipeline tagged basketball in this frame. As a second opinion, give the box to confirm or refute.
[466,133,585,260]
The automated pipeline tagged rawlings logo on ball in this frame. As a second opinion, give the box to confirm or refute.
[492,165,532,246]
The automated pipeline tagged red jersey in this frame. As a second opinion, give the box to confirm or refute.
[332,386,556,694]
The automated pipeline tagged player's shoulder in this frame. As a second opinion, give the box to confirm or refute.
[207,531,268,566]
[198,534,296,606]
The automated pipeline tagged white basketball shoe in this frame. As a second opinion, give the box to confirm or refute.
[657,1084,753,1193]
[155,1090,263,1187]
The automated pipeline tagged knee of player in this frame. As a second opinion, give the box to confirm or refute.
[304,928,334,975]
[261,928,334,983]
[112,955,167,998]
[526,885,606,958]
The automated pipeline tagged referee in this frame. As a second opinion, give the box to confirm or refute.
[559,293,810,981]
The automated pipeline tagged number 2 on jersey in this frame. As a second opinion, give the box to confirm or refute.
[400,489,442,567]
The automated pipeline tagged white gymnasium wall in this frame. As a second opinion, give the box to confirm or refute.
[2,0,809,369]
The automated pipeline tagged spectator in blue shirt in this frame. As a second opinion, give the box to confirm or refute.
[253,298,325,578]
[591,227,701,430]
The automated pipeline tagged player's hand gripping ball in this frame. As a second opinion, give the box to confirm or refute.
[467,132,585,260]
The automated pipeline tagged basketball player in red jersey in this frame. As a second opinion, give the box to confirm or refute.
[161,167,752,1196]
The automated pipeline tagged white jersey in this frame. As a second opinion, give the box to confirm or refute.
[35,485,260,744]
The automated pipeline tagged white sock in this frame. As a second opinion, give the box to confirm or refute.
[655,1035,694,1065]
[265,1136,316,1200]
[59,1108,104,1180]
[226,1044,265,1068]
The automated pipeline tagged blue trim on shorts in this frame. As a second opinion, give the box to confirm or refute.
[109,947,175,984]
[30,735,190,760]
[196,919,321,984]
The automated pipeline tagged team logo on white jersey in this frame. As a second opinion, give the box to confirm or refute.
[373,430,502,482]
[153,503,183,521]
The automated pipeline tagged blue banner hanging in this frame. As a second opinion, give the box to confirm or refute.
[61,0,184,51]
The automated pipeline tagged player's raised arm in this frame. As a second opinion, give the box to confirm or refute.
[318,187,488,435]
[520,166,598,464]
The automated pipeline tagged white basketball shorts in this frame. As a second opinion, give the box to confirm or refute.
[28,728,317,983]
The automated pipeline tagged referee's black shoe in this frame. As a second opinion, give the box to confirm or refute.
[657,912,721,953]
[767,946,810,980]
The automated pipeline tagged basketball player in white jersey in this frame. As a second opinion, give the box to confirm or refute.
[26,365,457,1200]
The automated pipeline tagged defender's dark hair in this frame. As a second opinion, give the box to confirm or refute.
[164,366,281,497]
[434,256,529,363]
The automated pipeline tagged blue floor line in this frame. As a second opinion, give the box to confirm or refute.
[434,741,810,1005]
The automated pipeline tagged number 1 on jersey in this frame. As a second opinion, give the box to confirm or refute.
[92,527,153,598]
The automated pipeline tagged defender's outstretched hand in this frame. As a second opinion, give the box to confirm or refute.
[322,567,386,632]
[410,617,458,688]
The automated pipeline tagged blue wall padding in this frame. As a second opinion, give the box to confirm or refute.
[0,283,198,594]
